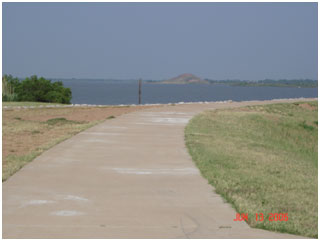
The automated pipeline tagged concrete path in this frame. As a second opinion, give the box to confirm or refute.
[3,99,314,238]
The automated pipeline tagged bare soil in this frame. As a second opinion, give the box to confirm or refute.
[3,105,155,169]
[299,103,317,111]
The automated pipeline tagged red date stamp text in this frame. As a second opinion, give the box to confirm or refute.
[233,213,288,222]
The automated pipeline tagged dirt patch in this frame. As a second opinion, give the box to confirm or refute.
[3,105,157,168]
[299,103,317,111]
[6,106,150,122]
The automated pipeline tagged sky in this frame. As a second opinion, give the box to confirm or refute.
[2,2,318,80]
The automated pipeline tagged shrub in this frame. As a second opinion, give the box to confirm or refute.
[2,75,18,101]
[299,120,315,131]
[2,75,72,104]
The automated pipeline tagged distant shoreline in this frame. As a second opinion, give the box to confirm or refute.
[147,80,318,88]
[48,78,318,89]
[3,97,318,110]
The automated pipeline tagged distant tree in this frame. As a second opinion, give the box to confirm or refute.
[2,75,72,104]
[44,81,72,103]
[2,75,19,101]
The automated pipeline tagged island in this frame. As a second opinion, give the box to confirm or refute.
[147,73,317,88]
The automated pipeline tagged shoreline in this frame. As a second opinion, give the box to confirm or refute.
[3,97,318,109]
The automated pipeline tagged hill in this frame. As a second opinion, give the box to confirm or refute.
[160,73,209,84]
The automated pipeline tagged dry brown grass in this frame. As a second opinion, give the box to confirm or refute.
[299,103,317,111]
[3,105,154,181]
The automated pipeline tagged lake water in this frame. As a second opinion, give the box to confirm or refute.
[61,80,318,105]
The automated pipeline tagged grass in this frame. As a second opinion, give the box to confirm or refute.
[3,105,152,181]
[185,101,318,238]
[3,101,67,107]
[45,117,85,125]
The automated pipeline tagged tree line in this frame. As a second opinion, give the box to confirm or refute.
[2,75,72,104]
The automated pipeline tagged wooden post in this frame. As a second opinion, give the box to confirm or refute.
[138,79,142,105]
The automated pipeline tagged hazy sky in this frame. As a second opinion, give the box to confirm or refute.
[2,2,318,80]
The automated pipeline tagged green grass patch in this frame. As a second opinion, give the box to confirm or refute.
[45,117,85,125]
[31,130,41,134]
[299,120,315,131]
[185,101,318,238]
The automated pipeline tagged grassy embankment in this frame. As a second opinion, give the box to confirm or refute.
[185,101,317,238]
[3,103,151,181]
